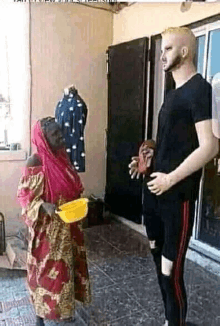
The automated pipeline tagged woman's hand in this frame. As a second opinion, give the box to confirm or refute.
[141,146,154,167]
[128,156,140,179]
[128,147,154,179]
[41,202,57,217]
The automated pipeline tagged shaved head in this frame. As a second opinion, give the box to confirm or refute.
[161,27,196,61]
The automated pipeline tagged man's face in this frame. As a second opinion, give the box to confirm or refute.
[45,122,65,151]
[161,34,183,72]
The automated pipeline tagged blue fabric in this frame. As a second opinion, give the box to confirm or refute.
[55,89,88,172]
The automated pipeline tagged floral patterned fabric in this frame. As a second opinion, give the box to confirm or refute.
[17,166,91,320]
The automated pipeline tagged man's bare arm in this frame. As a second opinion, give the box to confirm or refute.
[169,119,219,186]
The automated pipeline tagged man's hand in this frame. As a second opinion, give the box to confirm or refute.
[128,156,140,179]
[147,172,173,196]
[41,202,56,217]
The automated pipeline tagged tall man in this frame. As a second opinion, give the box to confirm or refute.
[129,27,219,326]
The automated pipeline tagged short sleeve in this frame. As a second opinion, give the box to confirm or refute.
[17,167,44,228]
[191,80,212,124]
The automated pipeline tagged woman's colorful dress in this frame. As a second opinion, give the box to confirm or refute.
[17,121,90,320]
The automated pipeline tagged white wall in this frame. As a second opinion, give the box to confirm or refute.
[113,2,220,44]
[0,3,113,225]
[31,4,113,198]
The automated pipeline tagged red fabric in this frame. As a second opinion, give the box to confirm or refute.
[39,259,70,294]
[18,188,35,208]
[32,230,50,263]
[17,166,44,212]
[31,121,83,204]
[43,295,61,319]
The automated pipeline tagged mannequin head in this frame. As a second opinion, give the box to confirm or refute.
[161,27,196,73]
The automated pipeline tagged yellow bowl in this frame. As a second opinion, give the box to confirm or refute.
[56,198,89,223]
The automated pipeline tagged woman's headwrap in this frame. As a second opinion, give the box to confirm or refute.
[31,120,83,204]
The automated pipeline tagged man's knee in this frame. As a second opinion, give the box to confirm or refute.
[162,255,173,276]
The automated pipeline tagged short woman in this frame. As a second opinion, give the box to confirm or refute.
[17,117,90,326]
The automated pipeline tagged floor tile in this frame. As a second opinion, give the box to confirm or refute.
[18,304,35,318]
[92,223,149,256]
[86,236,123,263]
[187,284,220,318]
[5,315,36,326]
[13,291,30,301]
[2,297,31,313]
[88,263,115,293]
[120,274,165,323]
[0,307,20,319]
[78,285,143,325]
[0,292,14,302]
[186,301,216,325]
[44,314,86,325]
[111,311,161,326]
[0,220,220,325]
[96,256,150,283]
[131,255,158,275]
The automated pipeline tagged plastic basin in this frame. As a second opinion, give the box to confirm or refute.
[56,198,89,223]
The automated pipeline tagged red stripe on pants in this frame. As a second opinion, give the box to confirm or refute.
[173,201,191,326]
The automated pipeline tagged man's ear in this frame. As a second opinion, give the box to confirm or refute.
[182,46,189,58]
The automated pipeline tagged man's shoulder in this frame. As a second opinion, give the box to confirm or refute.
[184,74,211,100]
[192,74,211,90]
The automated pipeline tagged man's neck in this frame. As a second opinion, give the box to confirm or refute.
[172,62,197,89]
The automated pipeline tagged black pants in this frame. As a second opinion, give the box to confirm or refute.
[143,185,195,325]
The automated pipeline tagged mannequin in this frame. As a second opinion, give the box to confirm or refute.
[55,85,88,172]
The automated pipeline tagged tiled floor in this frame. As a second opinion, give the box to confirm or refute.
[0,219,220,325]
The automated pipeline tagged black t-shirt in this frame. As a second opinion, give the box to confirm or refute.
[154,73,212,201]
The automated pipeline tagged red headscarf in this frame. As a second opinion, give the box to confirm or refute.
[31,120,84,204]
